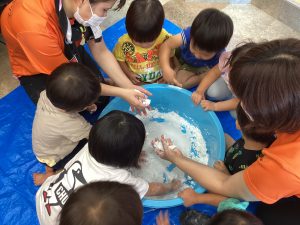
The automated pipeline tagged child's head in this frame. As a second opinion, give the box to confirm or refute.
[226,42,257,68]
[46,63,100,112]
[229,38,300,134]
[207,209,263,225]
[89,110,145,168]
[190,8,233,60]
[59,181,143,225]
[236,103,274,146]
[126,0,164,48]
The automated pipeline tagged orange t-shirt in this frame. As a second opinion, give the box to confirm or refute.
[244,130,300,204]
[1,0,68,76]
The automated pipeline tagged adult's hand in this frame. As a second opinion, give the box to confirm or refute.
[152,135,184,162]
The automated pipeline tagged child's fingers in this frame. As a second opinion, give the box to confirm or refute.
[173,78,182,87]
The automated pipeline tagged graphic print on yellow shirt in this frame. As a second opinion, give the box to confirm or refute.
[114,29,171,83]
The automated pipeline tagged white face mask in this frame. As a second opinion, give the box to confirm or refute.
[74,3,106,27]
[74,2,106,40]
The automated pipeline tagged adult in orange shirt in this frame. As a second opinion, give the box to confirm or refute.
[154,39,300,225]
[1,0,150,109]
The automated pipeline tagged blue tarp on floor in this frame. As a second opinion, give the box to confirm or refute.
[0,18,241,225]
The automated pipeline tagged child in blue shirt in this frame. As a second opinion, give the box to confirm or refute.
[159,8,233,89]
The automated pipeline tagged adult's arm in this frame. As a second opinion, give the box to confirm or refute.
[155,137,258,201]
[100,83,147,109]
[88,39,134,88]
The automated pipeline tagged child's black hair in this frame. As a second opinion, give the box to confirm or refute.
[191,8,233,52]
[88,110,145,168]
[126,0,165,43]
[59,181,143,225]
[46,63,100,112]
[236,103,275,146]
[207,209,264,225]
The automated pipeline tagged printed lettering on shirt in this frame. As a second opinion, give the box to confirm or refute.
[42,161,87,216]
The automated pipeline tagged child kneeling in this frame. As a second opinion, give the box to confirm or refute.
[32,63,101,186]
[36,110,180,225]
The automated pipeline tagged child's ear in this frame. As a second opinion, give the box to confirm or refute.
[235,120,241,130]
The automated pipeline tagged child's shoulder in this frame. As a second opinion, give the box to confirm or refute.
[180,27,191,45]
[117,33,132,43]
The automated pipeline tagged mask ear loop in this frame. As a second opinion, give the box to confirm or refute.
[88,1,95,16]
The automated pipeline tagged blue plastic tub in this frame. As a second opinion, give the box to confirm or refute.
[100,84,225,208]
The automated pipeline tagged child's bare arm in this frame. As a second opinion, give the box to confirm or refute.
[192,65,222,105]
[178,188,228,207]
[145,179,181,197]
[201,97,239,112]
[159,34,183,86]
[118,61,141,84]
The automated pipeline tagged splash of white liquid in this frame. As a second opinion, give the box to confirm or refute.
[132,109,209,200]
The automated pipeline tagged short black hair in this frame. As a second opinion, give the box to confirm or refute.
[207,209,264,225]
[126,0,165,42]
[46,63,100,112]
[236,103,275,146]
[88,110,145,168]
[191,8,233,52]
[59,181,143,225]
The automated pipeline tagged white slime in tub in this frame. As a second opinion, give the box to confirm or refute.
[131,108,209,200]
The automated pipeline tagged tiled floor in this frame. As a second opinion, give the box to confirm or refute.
[0,0,300,98]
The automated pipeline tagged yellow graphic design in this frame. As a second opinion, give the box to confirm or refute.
[114,29,171,83]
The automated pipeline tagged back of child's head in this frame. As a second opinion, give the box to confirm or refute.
[207,209,264,225]
[126,0,164,43]
[59,181,143,225]
[88,110,145,168]
[46,63,100,112]
[191,8,233,52]
[229,38,300,134]
[236,103,274,146]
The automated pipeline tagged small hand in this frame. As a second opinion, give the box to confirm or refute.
[191,91,205,105]
[178,188,198,207]
[213,160,230,174]
[163,68,182,87]
[156,211,170,225]
[127,72,141,85]
[152,135,184,162]
[169,179,181,192]
[200,100,216,111]
[85,104,97,113]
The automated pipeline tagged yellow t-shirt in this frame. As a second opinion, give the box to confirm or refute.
[114,29,171,83]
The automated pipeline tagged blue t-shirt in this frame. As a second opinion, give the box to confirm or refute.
[180,27,224,68]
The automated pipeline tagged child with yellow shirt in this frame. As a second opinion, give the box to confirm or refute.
[113,0,172,84]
